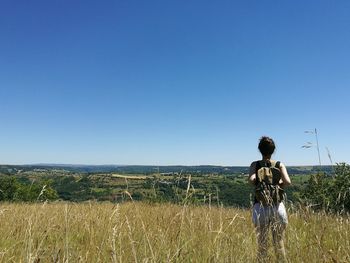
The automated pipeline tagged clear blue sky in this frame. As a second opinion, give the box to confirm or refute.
[0,0,349,166]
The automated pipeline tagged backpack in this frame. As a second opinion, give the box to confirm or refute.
[255,160,285,206]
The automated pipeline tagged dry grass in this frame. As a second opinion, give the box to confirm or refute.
[0,201,348,262]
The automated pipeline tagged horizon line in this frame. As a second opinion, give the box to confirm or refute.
[0,162,329,167]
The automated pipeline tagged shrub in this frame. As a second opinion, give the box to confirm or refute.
[301,163,350,213]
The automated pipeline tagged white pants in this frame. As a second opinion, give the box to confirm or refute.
[252,202,288,227]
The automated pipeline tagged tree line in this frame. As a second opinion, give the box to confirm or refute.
[0,163,349,213]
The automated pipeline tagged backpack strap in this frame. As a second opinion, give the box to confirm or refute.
[255,160,265,173]
[255,160,261,171]
[269,160,281,169]
[255,161,261,186]
[275,161,281,169]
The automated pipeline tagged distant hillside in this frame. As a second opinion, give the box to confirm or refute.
[0,164,334,175]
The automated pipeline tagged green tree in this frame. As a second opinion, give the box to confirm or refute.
[0,176,19,200]
[301,163,350,213]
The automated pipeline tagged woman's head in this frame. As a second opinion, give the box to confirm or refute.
[258,136,275,157]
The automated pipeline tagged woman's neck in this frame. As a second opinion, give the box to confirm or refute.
[262,155,271,161]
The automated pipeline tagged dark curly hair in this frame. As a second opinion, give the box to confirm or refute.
[258,136,275,156]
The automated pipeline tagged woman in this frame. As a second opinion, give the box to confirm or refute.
[248,136,291,263]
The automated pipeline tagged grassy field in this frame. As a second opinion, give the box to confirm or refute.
[0,201,349,263]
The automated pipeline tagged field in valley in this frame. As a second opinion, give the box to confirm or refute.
[0,201,349,263]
